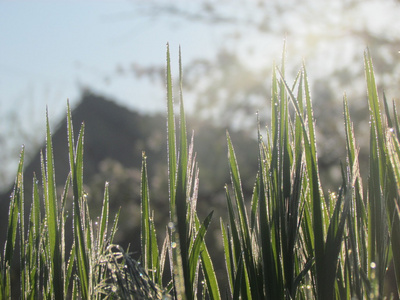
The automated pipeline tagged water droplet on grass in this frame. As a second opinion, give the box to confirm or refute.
[168,222,175,231]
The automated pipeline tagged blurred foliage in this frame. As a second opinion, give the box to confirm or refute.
[122,0,400,189]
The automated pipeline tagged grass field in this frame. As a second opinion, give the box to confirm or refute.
[1,45,399,299]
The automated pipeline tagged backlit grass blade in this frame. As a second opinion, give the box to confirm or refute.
[175,46,192,299]
[4,147,24,268]
[109,208,120,246]
[225,185,251,299]
[258,133,282,299]
[227,133,262,298]
[386,130,400,295]
[26,174,41,299]
[382,91,400,297]
[68,101,90,299]
[232,254,244,300]
[166,43,176,214]
[165,44,186,299]
[188,211,213,293]
[280,65,353,299]
[141,152,151,271]
[141,152,161,284]
[17,150,26,298]
[343,95,365,298]
[220,219,234,295]
[392,100,400,141]
[44,110,64,297]
[199,234,220,300]
[2,147,24,299]
[97,181,109,256]
[365,50,392,297]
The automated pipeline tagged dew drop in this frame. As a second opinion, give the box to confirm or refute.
[168,222,175,231]
[171,242,177,249]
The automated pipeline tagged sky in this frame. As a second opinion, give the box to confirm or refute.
[1,0,400,190]
[0,1,229,188]
[0,1,220,116]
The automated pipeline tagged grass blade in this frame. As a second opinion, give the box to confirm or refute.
[67,101,90,299]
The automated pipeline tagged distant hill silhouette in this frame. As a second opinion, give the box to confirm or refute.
[0,92,166,244]
[0,91,258,293]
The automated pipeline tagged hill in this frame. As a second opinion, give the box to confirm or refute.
[0,92,258,289]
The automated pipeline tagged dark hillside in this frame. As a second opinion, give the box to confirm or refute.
[0,92,258,291]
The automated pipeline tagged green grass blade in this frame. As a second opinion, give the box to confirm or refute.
[67,102,90,299]
[175,47,191,299]
[44,110,64,297]
[225,186,250,298]
[232,254,244,300]
[343,95,365,298]
[365,50,391,296]
[4,147,24,269]
[227,133,263,298]
[166,43,177,214]
[17,151,26,298]
[188,211,213,290]
[392,100,400,141]
[386,130,400,295]
[109,208,120,245]
[27,174,41,299]
[97,181,109,255]
[2,147,24,298]
[141,152,155,279]
[220,219,234,296]
[149,211,161,285]
[199,242,220,300]
[65,244,75,297]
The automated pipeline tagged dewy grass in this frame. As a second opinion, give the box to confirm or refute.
[1,45,400,299]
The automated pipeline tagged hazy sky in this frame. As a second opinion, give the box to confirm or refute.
[1,0,400,190]
[0,0,230,189]
[0,1,222,119]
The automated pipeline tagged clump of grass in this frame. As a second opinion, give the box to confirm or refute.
[0,101,162,299]
[94,244,164,299]
[1,44,400,299]
[219,48,400,299]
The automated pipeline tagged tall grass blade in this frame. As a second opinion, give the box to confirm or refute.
[97,181,109,256]
[141,152,161,285]
[343,95,365,299]
[165,43,186,299]
[44,110,64,298]
[365,50,391,297]
[227,133,262,298]
[2,147,24,298]
[67,101,90,299]
[386,129,400,295]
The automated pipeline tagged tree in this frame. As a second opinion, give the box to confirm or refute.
[121,0,400,187]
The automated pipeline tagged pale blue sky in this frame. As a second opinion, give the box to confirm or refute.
[1,0,400,189]
[0,0,229,188]
[0,1,221,119]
